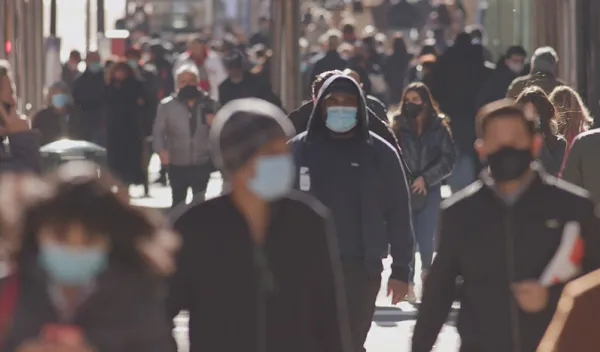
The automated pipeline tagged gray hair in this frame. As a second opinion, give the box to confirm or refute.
[531,46,559,74]
[176,64,200,81]
[209,98,295,177]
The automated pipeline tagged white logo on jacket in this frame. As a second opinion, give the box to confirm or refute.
[300,167,311,191]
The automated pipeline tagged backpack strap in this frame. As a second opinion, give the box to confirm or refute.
[0,273,19,349]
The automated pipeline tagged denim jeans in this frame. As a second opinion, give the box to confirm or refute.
[409,184,442,283]
[447,152,476,193]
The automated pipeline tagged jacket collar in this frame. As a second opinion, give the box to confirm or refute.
[479,162,547,204]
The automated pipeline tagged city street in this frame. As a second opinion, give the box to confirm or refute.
[133,156,460,352]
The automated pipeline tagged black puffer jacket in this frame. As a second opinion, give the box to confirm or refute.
[393,113,456,186]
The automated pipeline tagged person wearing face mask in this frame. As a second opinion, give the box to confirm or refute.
[72,52,108,146]
[391,82,456,302]
[0,163,178,352]
[218,50,281,108]
[166,98,353,352]
[309,31,348,84]
[32,82,88,146]
[412,99,600,352]
[289,75,413,352]
[153,65,219,208]
[173,35,227,101]
[516,86,567,176]
[476,46,528,109]
[125,47,161,197]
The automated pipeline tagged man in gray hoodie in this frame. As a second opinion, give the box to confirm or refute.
[0,61,40,174]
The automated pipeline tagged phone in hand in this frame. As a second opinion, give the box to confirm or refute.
[42,324,85,346]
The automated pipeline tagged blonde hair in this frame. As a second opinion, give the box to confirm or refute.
[549,86,592,136]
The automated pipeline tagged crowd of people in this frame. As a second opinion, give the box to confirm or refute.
[2,1,600,351]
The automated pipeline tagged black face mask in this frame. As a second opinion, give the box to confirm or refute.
[404,102,424,118]
[178,85,199,100]
[487,146,534,182]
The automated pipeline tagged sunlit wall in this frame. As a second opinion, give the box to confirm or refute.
[42,0,126,61]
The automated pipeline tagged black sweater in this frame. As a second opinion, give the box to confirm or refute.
[167,192,353,352]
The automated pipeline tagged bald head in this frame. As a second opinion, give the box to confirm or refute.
[343,68,361,85]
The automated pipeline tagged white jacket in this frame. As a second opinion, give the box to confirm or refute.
[173,51,227,101]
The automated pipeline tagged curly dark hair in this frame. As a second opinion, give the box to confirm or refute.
[17,163,164,273]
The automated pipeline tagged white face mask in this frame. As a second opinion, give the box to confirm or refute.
[507,62,525,74]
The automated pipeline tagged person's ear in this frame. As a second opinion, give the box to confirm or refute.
[474,139,486,160]
[532,133,543,158]
[360,83,364,89]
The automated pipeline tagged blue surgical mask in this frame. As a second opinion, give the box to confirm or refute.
[88,62,102,73]
[248,154,295,201]
[52,93,70,108]
[39,243,108,285]
[326,106,358,133]
[300,62,309,73]
[127,60,138,69]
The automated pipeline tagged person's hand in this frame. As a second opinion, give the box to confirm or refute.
[387,279,409,305]
[0,103,29,135]
[159,150,170,165]
[206,113,215,126]
[512,280,549,313]
[411,176,427,195]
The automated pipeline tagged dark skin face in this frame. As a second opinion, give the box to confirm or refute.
[321,91,359,137]
[322,91,358,111]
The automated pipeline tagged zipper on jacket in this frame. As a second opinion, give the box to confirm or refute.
[504,208,521,352]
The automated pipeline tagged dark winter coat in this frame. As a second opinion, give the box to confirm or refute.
[104,77,146,185]
[289,75,414,282]
[393,113,456,186]
[476,62,520,109]
[167,192,353,352]
[0,131,41,174]
[507,71,567,99]
[562,129,600,205]
[384,51,413,104]
[72,70,107,138]
[412,166,600,352]
[218,72,281,108]
[309,51,347,83]
[32,105,89,146]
